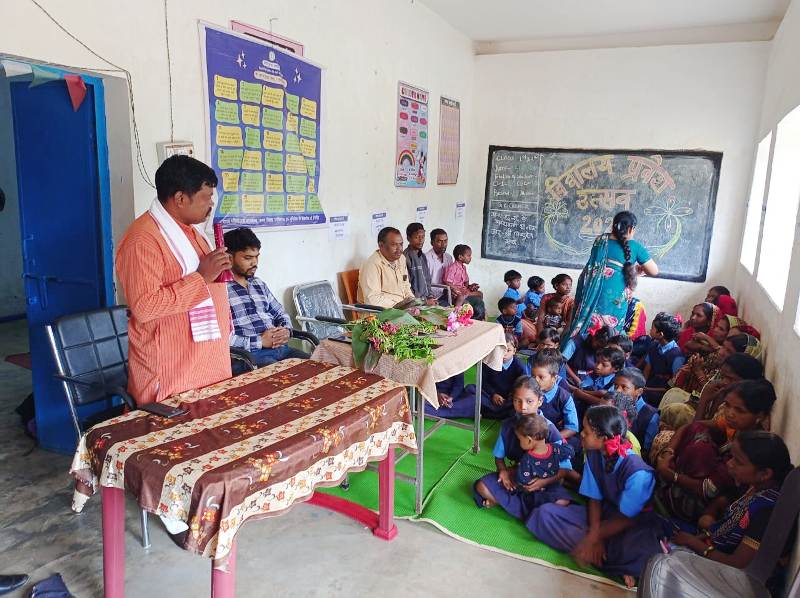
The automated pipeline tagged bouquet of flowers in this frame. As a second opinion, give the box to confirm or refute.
[349,303,474,372]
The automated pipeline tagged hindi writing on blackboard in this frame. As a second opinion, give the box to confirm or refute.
[481,147,721,282]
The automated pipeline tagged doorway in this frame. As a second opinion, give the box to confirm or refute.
[0,63,114,454]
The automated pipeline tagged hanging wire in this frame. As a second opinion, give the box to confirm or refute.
[28,0,155,188]
[164,0,175,142]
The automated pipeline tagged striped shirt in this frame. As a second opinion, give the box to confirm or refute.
[227,277,291,351]
[115,213,232,404]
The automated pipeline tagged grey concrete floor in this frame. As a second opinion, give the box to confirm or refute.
[0,319,628,597]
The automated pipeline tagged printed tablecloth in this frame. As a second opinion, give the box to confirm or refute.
[70,359,416,560]
[310,320,507,408]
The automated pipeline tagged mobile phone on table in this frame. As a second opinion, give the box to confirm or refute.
[140,402,188,418]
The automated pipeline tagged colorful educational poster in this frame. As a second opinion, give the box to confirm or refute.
[200,23,324,228]
[438,97,460,185]
[395,82,429,188]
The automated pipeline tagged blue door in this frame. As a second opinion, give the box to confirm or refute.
[11,79,109,453]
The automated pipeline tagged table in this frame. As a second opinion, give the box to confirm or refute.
[70,359,417,597]
[310,320,507,513]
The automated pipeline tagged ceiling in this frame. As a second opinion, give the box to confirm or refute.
[421,0,790,43]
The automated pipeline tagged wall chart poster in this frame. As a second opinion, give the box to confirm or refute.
[200,22,325,228]
[395,82,428,188]
[437,96,460,184]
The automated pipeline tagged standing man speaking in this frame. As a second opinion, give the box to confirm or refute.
[116,155,233,405]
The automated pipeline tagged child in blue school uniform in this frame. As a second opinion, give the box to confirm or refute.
[502,269,526,317]
[563,326,612,386]
[475,333,528,419]
[609,334,635,368]
[473,377,574,519]
[425,371,476,419]
[527,405,664,589]
[497,297,523,339]
[571,346,625,421]
[524,276,545,321]
[531,350,580,457]
[614,367,659,455]
[642,312,685,406]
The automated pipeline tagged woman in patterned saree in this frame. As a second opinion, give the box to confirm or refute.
[564,211,659,348]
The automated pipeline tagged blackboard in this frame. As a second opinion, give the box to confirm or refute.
[481,146,722,282]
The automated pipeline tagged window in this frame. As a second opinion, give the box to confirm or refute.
[757,106,800,309]
[740,133,771,272]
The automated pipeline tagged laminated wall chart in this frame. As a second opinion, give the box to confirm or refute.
[395,82,429,188]
[201,23,325,228]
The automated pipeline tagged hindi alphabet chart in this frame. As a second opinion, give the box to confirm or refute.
[201,23,324,228]
[395,82,429,188]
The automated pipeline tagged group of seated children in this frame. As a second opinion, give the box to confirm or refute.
[498,271,575,346]
[435,284,793,591]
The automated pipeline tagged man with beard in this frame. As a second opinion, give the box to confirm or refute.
[116,155,233,406]
[224,227,309,373]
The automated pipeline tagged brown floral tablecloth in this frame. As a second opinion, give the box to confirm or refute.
[70,359,416,560]
[311,320,507,408]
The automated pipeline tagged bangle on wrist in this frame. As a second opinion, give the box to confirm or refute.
[703,545,715,557]
[672,471,679,484]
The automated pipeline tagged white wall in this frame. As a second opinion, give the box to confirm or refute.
[735,0,800,454]
[0,72,26,318]
[0,0,474,310]
[464,42,769,319]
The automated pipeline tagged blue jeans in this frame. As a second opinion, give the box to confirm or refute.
[233,344,310,375]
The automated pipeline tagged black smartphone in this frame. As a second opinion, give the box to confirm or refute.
[139,403,188,418]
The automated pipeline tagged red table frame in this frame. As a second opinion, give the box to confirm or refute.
[101,449,397,597]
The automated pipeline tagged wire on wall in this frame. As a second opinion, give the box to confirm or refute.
[28,0,155,188]
[164,0,175,143]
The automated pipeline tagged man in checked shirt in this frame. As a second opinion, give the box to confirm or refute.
[224,227,309,373]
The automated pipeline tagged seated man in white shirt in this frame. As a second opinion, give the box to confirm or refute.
[425,228,459,306]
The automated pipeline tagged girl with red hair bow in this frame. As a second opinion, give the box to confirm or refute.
[528,404,663,588]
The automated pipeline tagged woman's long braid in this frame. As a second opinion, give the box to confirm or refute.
[612,211,638,290]
[621,235,637,290]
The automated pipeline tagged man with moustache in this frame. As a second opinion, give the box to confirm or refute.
[224,227,309,373]
[358,226,415,308]
[116,155,233,406]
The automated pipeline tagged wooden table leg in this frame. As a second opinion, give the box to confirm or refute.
[101,487,125,598]
[373,448,398,540]
[211,540,237,598]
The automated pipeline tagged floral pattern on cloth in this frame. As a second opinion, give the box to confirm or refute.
[69,359,417,560]
[562,234,631,349]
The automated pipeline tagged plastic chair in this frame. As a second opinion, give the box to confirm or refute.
[46,306,151,549]
[638,467,800,598]
[293,280,382,340]
[339,270,360,319]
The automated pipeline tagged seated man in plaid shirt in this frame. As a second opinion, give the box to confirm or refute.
[224,227,309,373]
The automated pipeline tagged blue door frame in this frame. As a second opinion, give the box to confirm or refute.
[9,62,116,453]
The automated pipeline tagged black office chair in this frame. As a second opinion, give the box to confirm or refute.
[46,306,152,548]
[638,467,800,598]
[230,329,320,373]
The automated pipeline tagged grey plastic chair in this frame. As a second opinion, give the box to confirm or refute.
[292,280,382,340]
[638,467,800,598]
[46,306,152,549]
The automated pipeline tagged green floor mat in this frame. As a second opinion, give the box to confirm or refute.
[320,416,622,588]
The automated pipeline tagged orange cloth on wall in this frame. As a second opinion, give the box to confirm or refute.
[115,213,232,404]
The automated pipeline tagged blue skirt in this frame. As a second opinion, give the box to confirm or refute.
[527,502,666,577]
[475,471,572,521]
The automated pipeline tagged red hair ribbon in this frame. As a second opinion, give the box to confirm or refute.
[603,434,632,458]
[674,313,683,325]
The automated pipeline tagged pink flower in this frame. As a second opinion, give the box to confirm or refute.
[604,267,615,278]
[370,337,383,351]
